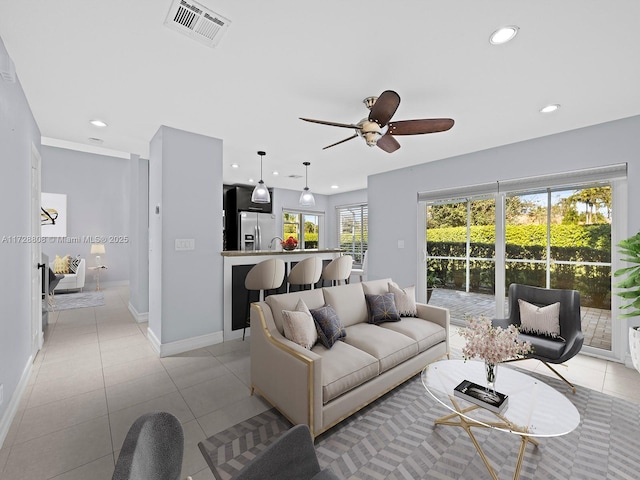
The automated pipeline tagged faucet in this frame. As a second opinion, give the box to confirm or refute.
[269,236,283,250]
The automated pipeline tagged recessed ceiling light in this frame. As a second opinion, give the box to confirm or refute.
[89,119,108,127]
[540,104,560,113]
[272,171,279,176]
[489,26,519,45]
[231,163,239,168]
[248,178,254,183]
[331,185,339,189]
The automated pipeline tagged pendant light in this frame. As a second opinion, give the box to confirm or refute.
[251,150,271,203]
[299,161,315,206]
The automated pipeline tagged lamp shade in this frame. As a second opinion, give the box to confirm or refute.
[251,151,271,204]
[90,243,106,255]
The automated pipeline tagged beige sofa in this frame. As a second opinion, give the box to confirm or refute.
[250,278,450,438]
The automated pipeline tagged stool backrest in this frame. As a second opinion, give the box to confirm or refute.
[288,257,323,286]
[245,258,285,291]
[322,255,353,282]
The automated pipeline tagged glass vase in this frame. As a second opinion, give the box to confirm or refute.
[484,360,498,393]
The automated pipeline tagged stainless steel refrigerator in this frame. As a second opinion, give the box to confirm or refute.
[239,212,277,251]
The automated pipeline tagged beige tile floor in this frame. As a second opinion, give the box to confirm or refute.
[1,286,639,479]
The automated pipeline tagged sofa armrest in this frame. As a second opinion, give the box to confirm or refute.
[250,302,323,436]
[416,302,450,354]
[76,259,86,287]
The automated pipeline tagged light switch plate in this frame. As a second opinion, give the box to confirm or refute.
[398,240,405,249]
[175,239,195,251]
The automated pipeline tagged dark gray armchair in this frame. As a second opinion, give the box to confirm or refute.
[112,411,184,480]
[492,283,584,393]
[212,424,339,480]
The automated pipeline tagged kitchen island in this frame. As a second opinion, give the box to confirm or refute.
[222,249,342,340]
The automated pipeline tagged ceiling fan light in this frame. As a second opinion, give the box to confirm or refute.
[299,187,315,207]
[251,180,270,203]
[490,26,519,45]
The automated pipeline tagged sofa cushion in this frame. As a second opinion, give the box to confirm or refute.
[343,323,418,373]
[323,283,368,327]
[361,278,393,296]
[380,317,446,353]
[388,282,417,317]
[310,304,347,348]
[365,293,401,324]
[310,341,379,404]
[266,289,325,335]
[282,299,318,350]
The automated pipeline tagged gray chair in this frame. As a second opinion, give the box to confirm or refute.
[492,283,584,393]
[321,255,353,286]
[287,257,323,292]
[244,258,285,339]
[112,411,184,480]
[212,424,339,480]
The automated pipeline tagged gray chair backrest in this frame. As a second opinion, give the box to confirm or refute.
[112,411,184,480]
[507,283,582,337]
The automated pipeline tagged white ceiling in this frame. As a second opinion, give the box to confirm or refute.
[1,0,639,195]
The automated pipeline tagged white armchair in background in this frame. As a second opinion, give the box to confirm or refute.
[52,258,86,292]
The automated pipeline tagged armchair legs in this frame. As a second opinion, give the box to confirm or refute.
[502,358,577,394]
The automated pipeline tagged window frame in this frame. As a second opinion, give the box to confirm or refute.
[336,203,368,266]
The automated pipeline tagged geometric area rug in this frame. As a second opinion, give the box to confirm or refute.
[198,369,640,480]
[49,291,105,311]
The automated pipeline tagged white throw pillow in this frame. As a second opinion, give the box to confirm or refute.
[282,298,318,349]
[388,282,417,317]
[518,299,561,338]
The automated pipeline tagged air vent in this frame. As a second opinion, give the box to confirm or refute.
[288,174,303,179]
[164,0,231,48]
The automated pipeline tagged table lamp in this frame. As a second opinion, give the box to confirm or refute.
[90,243,105,266]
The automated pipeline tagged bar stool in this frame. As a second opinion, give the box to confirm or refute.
[350,250,368,282]
[321,255,353,286]
[287,257,323,292]
[244,258,285,340]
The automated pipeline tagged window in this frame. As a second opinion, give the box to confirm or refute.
[337,204,367,265]
[283,211,320,249]
[419,163,626,358]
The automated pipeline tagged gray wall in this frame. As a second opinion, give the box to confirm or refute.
[148,126,224,346]
[368,116,640,289]
[40,145,131,286]
[128,155,149,317]
[0,36,41,437]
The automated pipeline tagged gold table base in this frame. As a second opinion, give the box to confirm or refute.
[435,397,539,480]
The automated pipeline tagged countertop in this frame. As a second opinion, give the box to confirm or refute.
[221,248,342,257]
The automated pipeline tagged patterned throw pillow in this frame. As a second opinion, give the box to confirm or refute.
[69,255,81,274]
[53,254,71,274]
[518,299,561,338]
[365,293,401,325]
[388,282,417,317]
[282,298,318,350]
[310,304,346,348]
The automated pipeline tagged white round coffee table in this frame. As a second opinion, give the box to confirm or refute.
[422,360,580,479]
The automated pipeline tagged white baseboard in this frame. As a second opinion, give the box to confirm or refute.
[0,355,34,450]
[128,302,149,323]
[146,328,224,358]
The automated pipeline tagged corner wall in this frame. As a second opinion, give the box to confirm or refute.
[0,36,41,446]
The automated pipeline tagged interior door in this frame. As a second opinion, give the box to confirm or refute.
[31,144,43,355]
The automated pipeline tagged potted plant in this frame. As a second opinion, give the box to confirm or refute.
[613,231,640,373]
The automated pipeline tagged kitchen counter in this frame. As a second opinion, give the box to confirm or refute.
[221,248,341,257]
[222,249,342,340]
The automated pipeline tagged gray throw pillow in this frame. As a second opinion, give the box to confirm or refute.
[365,293,401,325]
[310,304,346,348]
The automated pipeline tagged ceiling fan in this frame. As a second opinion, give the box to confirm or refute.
[300,90,454,153]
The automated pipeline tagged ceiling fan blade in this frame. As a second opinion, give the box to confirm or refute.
[322,134,359,150]
[376,134,401,153]
[300,118,360,129]
[368,90,401,127]
[388,118,455,135]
